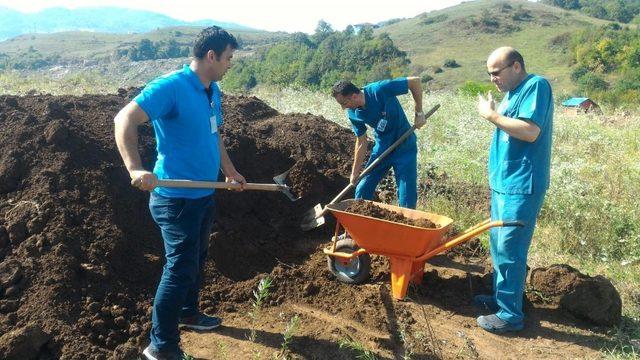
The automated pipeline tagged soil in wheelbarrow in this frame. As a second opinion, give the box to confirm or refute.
[0,91,619,360]
[345,199,437,228]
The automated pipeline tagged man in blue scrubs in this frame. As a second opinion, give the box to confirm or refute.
[114,26,246,359]
[475,47,553,333]
[332,77,426,209]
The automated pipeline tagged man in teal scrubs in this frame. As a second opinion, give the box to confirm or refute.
[475,47,553,333]
[332,77,426,209]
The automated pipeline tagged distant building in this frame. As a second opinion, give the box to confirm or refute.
[561,97,601,115]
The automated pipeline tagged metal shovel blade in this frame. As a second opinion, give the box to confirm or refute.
[300,203,326,231]
[273,169,300,202]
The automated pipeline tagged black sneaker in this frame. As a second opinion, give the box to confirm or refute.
[142,345,188,360]
[179,312,222,331]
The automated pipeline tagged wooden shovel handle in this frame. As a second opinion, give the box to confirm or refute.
[157,179,285,192]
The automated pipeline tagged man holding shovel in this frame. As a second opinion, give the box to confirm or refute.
[475,47,553,333]
[114,26,245,359]
[332,77,426,209]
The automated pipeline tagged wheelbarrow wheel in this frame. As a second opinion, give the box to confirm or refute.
[327,237,371,284]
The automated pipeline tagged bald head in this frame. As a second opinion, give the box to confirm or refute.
[488,47,526,73]
[486,47,527,92]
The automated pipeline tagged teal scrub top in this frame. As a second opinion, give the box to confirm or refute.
[134,65,223,199]
[489,74,553,195]
[346,77,417,157]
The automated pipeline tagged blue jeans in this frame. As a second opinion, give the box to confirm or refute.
[148,192,216,352]
[489,190,546,325]
[355,149,418,209]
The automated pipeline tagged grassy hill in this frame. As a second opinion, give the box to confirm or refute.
[376,0,611,93]
[0,26,287,64]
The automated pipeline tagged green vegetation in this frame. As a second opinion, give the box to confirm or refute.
[223,21,410,91]
[338,337,378,360]
[568,23,640,107]
[542,0,640,23]
[248,276,272,343]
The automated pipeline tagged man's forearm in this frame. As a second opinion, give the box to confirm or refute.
[351,136,367,180]
[407,77,423,113]
[487,112,540,143]
[115,114,144,174]
[218,132,236,175]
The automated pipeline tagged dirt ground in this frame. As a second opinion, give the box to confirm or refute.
[0,92,620,359]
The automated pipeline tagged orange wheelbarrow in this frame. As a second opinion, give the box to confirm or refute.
[323,199,523,300]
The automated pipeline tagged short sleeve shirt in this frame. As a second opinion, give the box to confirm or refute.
[346,78,417,156]
[134,65,223,199]
[489,74,553,195]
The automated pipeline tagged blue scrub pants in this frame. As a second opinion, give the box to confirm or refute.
[355,148,417,209]
[489,190,546,325]
[148,192,216,352]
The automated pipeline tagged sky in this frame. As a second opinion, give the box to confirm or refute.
[0,0,467,33]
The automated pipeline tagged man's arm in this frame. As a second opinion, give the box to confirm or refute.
[406,77,426,129]
[114,101,158,190]
[218,131,246,187]
[478,93,541,143]
[350,134,368,185]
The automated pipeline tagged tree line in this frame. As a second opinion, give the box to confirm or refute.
[222,21,410,91]
[542,0,640,24]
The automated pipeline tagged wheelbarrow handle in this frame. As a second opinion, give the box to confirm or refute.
[323,104,441,213]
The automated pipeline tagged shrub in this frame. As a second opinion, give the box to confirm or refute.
[443,59,460,68]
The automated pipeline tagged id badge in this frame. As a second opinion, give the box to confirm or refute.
[376,119,388,132]
[210,115,218,134]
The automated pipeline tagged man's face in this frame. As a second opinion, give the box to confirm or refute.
[210,45,234,81]
[334,93,359,110]
[487,58,517,93]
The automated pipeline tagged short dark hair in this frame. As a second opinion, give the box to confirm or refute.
[332,80,361,97]
[505,49,526,72]
[193,26,238,59]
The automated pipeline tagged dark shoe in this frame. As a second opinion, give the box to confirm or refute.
[179,312,222,331]
[473,294,499,312]
[477,314,524,334]
[143,345,187,360]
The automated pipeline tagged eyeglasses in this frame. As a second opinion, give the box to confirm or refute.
[487,62,514,77]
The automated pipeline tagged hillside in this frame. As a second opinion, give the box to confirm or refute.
[0,6,253,41]
[377,0,611,92]
[0,26,287,65]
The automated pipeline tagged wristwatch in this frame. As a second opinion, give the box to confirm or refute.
[415,111,424,116]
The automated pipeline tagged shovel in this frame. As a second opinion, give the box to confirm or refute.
[300,104,440,231]
[157,179,299,201]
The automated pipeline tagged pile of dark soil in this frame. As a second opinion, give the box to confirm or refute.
[0,92,355,359]
[344,199,437,228]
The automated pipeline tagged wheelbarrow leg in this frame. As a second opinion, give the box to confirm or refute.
[410,260,426,285]
[390,257,413,300]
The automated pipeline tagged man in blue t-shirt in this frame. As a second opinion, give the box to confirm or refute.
[331,78,426,209]
[475,47,553,334]
[114,26,246,359]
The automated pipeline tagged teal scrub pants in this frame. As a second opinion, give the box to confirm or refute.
[355,148,417,209]
[490,190,546,325]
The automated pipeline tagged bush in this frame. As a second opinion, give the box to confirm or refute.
[458,81,494,97]
[421,74,434,83]
[443,59,460,68]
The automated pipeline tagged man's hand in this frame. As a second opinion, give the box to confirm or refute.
[225,170,247,191]
[478,92,497,121]
[414,111,426,129]
[130,170,158,191]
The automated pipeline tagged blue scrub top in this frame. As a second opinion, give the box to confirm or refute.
[347,78,417,157]
[489,74,553,195]
[134,65,223,199]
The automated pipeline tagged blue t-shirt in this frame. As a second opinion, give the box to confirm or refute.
[134,65,223,199]
[489,74,553,195]
[346,78,417,157]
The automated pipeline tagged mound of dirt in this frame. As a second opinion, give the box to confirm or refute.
[344,199,437,228]
[529,264,622,326]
